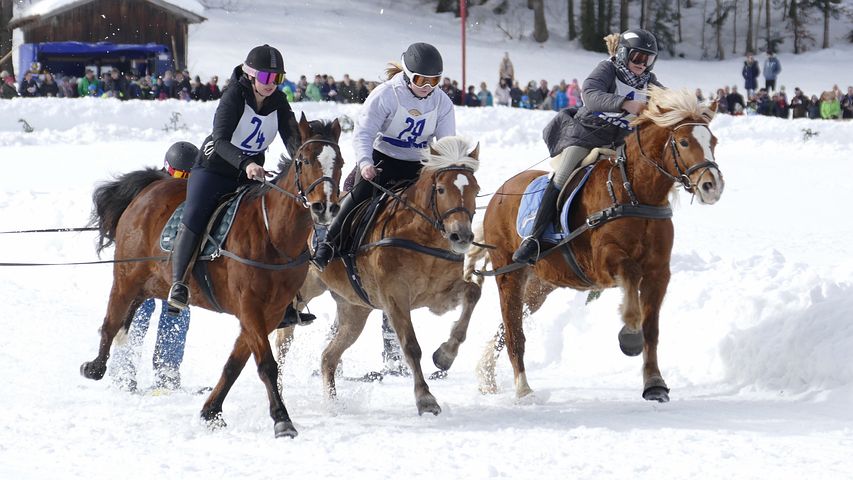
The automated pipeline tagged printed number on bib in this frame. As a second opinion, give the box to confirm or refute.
[240,117,266,150]
[397,117,425,143]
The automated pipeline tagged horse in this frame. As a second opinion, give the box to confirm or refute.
[80,115,344,438]
[473,87,724,401]
[281,136,482,416]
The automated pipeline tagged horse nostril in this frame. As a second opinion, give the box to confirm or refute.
[329,204,340,216]
[702,181,714,193]
[449,232,461,243]
[311,202,325,213]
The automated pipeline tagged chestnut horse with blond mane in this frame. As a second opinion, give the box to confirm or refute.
[473,87,724,402]
[286,136,482,416]
[80,116,344,438]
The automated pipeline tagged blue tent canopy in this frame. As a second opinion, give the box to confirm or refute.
[19,41,173,77]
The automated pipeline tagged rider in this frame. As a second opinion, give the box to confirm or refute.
[312,42,456,270]
[512,28,664,265]
[167,44,300,310]
[112,141,197,391]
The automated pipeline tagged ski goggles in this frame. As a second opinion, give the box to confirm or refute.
[401,61,441,89]
[628,50,656,67]
[242,64,285,85]
[167,164,190,179]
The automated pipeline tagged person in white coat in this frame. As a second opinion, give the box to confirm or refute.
[312,42,456,269]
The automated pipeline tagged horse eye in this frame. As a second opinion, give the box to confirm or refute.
[679,139,689,148]
[437,187,446,194]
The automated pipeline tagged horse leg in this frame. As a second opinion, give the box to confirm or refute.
[496,270,533,398]
[320,298,371,399]
[639,270,671,403]
[80,279,143,381]
[432,280,482,371]
[606,252,644,357]
[384,301,441,416]
[476,323,505,394]
[200,335,251,429]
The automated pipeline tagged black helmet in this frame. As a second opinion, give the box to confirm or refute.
[244,44,285,74]
[164,141,198,172]
[615,29,659,72]
[401,42,443,77]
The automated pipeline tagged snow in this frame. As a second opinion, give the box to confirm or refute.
[14,0,205,20]
[2,0,853,478]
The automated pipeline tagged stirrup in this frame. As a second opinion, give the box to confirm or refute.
[310,242,335,271]
[167,282,189,310]
[512,236,541,265]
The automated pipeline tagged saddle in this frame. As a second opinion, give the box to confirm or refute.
[160,185,253,312]
[551,147,616,208]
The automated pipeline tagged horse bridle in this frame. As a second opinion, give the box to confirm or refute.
[367,166,476,236]
[634,122,720,194]
[265,138,341,207]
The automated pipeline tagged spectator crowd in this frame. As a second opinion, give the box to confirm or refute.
[1,51,851,121]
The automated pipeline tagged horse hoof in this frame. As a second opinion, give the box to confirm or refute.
[432,345,455,371]
[80,361,106,380]
[417,397,442,416]
[643,385,670,403]
[274,420,298,439]
[618,326,644,357]
[202,412,227,431]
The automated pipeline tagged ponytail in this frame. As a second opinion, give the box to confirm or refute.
[385,62,403,81]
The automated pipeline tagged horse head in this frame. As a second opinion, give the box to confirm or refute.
[420,137,481,254]
[294,113,343,224]
[635,87,725,205]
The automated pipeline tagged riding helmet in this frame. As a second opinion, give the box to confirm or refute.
[164,141,199,172]
[401,42,443,76]
[244,44,286,73]
[615,29,659,72]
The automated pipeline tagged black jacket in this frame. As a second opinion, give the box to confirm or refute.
[199,65,300,178]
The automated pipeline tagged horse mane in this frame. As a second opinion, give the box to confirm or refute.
[246,119,339,199]
[634,86,716,128]
[420,136,480,173]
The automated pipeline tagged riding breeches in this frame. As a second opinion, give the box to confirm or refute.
[347,150,424,209]
[552,146,590,188]
[182,167,243,234]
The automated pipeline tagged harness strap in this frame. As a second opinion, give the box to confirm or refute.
[0,255,166,267]
[474,203,672,277]
[359,238,464,262]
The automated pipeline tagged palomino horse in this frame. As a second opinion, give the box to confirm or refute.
[292,136,482,415]
[80,115,344,438]
[474,87,724,401]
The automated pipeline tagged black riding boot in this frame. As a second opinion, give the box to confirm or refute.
[512,182,561,265]
[167,225,201,311]
[312,193,358,270]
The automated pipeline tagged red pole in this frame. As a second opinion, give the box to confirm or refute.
[460,0,466,105]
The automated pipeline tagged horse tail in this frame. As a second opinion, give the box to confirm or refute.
[90,168,167,255]
[463,220,489,286]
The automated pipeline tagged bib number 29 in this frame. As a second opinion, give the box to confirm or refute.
[397,117,425,143]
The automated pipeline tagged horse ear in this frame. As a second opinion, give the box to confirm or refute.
[298,112,311,141]
[705,100,718,121]
[330,118,342,141]
[468,142,480,160]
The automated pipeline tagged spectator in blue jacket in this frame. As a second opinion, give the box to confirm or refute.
[742,52,760,98]
[763,51,781,92]
[477,82,493,106]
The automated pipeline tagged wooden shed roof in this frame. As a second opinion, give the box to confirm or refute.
[10,0,207,30]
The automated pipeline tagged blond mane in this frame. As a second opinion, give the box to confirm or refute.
[420,136,480,172]
[635,86,716,128]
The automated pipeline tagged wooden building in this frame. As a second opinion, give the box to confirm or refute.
[9,0,206,71]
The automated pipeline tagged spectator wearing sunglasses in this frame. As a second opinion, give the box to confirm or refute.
[312,42,455,270]
[515,28,664,265]
[111,141,197,391]
[166,44,300,313]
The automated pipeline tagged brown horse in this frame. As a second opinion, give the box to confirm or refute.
[284,136,482,415]
[474,87,724,401]
[80,115,343,438]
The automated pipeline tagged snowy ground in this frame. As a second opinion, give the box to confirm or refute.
[2,1,853,479]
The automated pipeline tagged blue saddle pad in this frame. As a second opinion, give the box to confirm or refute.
[160,187,250,258]
[516,167,594,242]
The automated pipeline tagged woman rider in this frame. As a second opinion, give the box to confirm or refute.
[167,44,300,310]
[312,42,456,270]
[513,29,664,265]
